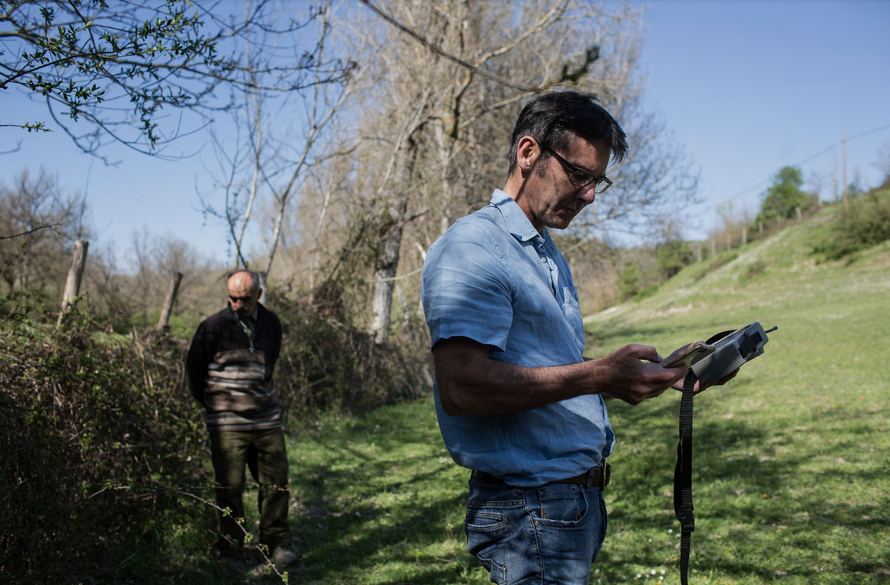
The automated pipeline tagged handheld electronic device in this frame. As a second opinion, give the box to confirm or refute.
[690,322,777,385]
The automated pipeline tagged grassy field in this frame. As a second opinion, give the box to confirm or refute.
[183,203,888,584]
[581,205,890,584]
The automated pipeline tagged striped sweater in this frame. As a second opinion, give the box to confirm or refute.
[186,303,283,431]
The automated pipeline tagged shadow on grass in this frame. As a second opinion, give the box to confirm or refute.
[278,402,483,584]
[601,388,890,583]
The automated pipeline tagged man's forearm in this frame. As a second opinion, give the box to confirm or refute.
[436,352,597,416]
[433,337,687,416]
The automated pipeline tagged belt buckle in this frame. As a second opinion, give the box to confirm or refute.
[587,464,611,489]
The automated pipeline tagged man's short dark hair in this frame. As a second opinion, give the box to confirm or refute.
[227,269,261,293]
[507,91,628,176]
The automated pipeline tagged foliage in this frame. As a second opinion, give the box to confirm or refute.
[656,238,693,279]
[0,277,431,583]
[271,285,431,418]
[812,189,890,261]
[617,263,643,301]
[0,298,207,584]
[1,0,353,155]
[755,166,816,223]
[616,247,663,302]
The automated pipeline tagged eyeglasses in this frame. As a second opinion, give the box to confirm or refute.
[545,147,613,194]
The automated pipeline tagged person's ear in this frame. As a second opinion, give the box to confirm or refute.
[516,136,542,174]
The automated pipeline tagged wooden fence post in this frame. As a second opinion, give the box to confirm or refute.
[711,239,716,257]
[742,225,747,247]
[58,240,88,324]
[157,271,183,331]
[796,206,802,220]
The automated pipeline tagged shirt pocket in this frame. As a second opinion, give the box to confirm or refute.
[562,286,585,355]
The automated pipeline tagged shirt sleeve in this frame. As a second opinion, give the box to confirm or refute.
[185,320,212,406]
[421,220,515,352]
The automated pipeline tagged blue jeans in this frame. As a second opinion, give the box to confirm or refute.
[464,475,608,585]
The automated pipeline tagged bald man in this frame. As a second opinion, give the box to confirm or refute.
[186,270,295,567]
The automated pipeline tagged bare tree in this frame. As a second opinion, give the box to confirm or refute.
[0,168,86,293]
[130,227,155,327]
[207,1,699,346]
[339,0,667,343]
[198,0,358,277]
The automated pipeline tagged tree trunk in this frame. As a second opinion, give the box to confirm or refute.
[58,240,88,324]
[434,124,455,238]
[370,196,409,344]
[156,271,183,331]
[258,271,268,307]
[370,142,418,344]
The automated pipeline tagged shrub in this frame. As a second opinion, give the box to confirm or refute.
[0,297,207,584]
[745,260,768,279]
[617,264,643,301]
[271,287,431,418]
[657,239,693,279]
[0,282,432,582]
[813,190,890,260]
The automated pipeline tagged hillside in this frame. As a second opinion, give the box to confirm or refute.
[582,199,890,583]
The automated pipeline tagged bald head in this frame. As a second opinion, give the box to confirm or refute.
[227,270,262,318]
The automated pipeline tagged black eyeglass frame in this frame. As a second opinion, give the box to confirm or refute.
[544,146,613,194]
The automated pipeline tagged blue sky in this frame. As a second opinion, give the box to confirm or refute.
[2,0,888,264]
[640,0,890,238]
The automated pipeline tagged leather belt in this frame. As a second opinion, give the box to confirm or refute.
[473,463,611,490]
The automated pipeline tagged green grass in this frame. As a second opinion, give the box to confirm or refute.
[582,204,890,584]
[281,403,483,584]
[198,401,490,584]
[157,202,889,584]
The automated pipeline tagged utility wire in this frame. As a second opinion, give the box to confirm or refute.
[723,121,890,202]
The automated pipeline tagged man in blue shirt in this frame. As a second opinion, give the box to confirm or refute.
[421,91,725,584]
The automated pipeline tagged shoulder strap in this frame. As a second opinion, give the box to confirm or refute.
[674,370,697,585]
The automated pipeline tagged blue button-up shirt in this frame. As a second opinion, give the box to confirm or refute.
[421,189,614,487]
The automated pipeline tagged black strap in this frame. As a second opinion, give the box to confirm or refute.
[674,369,697,585]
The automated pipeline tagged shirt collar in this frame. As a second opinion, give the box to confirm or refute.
[489,189,547,243]
[229,304,259,324]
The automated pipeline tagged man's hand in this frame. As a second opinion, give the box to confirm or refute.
[594,344,689,405]
[662,341,740,394]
